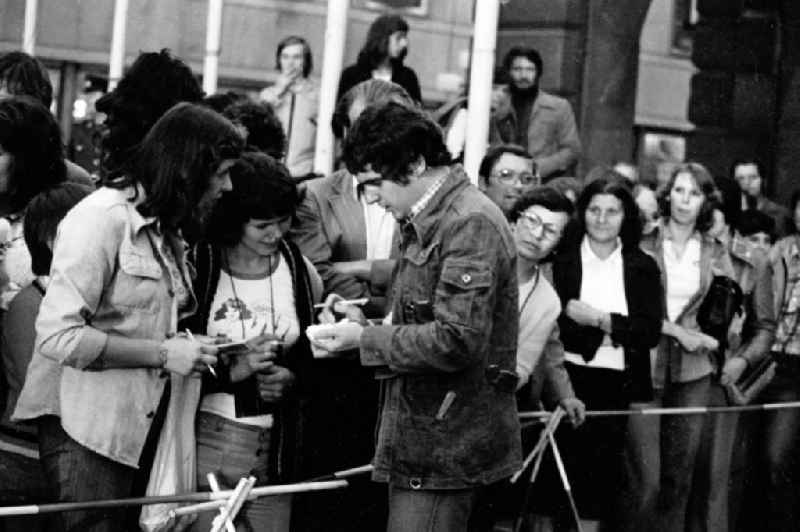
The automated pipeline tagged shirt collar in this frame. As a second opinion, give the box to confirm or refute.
[408,172,448,221]
[127,183,160,236]
[402,165,469,245]
[580,235,623,266]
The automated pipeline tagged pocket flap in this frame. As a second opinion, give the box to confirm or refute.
[119,251,162,279]
[440,259,491,290]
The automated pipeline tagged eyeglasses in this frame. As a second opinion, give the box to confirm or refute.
[356,176,386,198]
[490,168,540,187]
[518,211,562,241]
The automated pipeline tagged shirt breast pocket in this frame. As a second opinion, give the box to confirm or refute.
[110,250,164,309]
[435,259,493,327]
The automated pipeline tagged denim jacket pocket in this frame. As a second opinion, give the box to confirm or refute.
[436,258,492,326]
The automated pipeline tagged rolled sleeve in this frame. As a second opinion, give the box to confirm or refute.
[542,325,576,406]
[36,201,121,369]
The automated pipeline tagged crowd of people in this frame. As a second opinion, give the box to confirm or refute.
[0,11,799,532]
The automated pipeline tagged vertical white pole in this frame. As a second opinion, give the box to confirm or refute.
[108,0,129,91]
[463,0,501,184]
[22,0,37,55]
[203,0,224,95]
[313,0,349,175]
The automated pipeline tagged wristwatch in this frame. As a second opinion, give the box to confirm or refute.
[157,343,169,369]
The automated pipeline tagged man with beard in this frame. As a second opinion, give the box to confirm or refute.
[478,144,539,217]
[337,14,422,104]
[490,47,581,180]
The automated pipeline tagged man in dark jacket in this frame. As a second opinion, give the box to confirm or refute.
[337,14,422,104]
[310,101,521,531]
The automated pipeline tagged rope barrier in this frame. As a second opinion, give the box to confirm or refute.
[518,400,800,420]
[0,464,373,518]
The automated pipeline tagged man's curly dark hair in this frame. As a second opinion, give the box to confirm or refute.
[222,100,286,160]
[95,49,203,180]
[342,101,450,183]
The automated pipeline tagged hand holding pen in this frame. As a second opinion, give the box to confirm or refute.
[158,333,218,377]
[316,295,368,325]
[184,329,218,378]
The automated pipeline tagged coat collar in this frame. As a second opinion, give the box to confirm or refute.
[401,165,470,247]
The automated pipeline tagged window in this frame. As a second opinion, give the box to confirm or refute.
[364,0,428,17]
[672,0,698,56]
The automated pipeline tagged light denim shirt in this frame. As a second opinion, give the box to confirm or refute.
[14,185,196,467]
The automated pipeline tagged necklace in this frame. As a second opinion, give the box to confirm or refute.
[223,249,279,339]
[519,266,540,315]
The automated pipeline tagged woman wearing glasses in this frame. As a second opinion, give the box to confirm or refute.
[547,171,663,530]
[182,152,322,532]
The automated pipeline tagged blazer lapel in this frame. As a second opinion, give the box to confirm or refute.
[328,173,367,259]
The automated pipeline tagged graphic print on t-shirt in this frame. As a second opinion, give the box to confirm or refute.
[211,295,290,341]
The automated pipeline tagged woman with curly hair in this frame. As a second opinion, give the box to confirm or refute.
[644,162,737,532]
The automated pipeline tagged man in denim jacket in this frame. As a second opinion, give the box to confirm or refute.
[310,102,522,531]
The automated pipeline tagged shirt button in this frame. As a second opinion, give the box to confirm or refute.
[461,274,472,284]
[146,411,155,419]
[409,477,423,490]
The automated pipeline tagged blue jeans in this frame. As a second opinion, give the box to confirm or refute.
[0,448,52,532]
[36,383,168,532]
[653,375,712,532]
[386,485,476,532]
[37,416,142,532]
[757,361,800,531]
[190,411,291,532]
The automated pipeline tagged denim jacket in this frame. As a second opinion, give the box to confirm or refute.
[641,226,734,386]
[14,186,196,467]
[359,166,522,489]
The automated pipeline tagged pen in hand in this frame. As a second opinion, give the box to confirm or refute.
[184,328,218,378]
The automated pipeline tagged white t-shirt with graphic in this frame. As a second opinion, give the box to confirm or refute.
[200,256,299,427]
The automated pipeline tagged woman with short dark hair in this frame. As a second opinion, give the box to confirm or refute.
[14,102,243,532]
[547,173,662,530]
[184,151,322,532]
